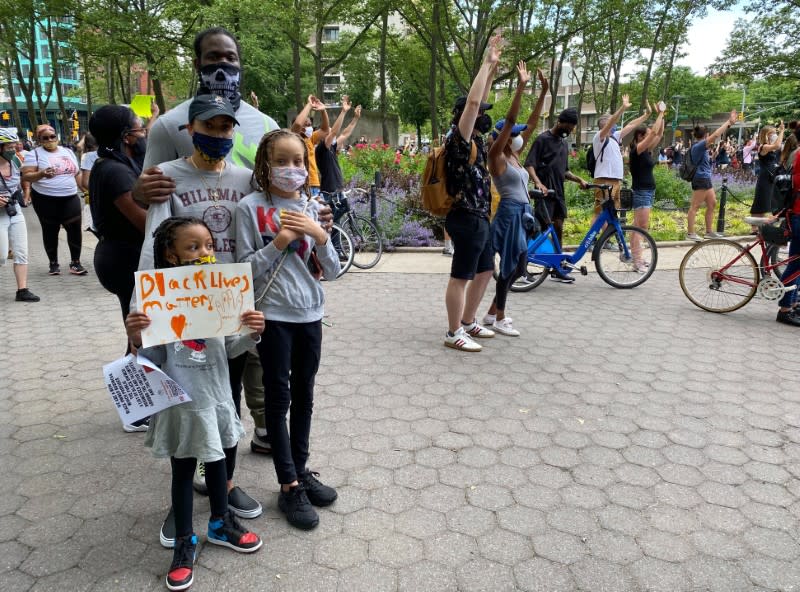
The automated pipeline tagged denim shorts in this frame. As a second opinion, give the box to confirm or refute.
[692,177,712,191]
[632,188,655,210]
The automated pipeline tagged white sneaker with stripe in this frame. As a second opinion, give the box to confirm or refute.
[444,327,482,352]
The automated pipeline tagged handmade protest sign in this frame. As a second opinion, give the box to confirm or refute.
[134,263,255,347]
[103,353,191,424]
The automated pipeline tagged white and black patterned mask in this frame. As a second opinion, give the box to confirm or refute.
[198,63,242,110]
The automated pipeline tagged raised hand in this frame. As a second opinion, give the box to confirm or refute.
[517,61,531,86]
[354,105,362,117]
[622,94,632,109]
[536,68,549,92]
[310,96,326,111]
[341,95,352,111]
[486,33,503,65]
[644,100,652,117]
[150,99,160,118]
[728,110,738,125]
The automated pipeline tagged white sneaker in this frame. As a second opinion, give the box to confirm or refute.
[463,321,495,338]
[703,232,718,240]
[482,313,497,325]
[492,318,520,336]
[686,233,702,242]
[444,327,482,352]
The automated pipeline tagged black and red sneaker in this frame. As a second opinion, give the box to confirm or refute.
[166,533,196,591]
[207,509,262,553]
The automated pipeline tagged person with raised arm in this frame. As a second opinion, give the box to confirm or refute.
[291,95,330,197]
[480,61,533,337]
[442,34,502,352]
[686,110,738,241]
[591,95,651,222]
[628,99,666,270]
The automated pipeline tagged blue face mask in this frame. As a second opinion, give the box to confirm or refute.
[192,131,233,162]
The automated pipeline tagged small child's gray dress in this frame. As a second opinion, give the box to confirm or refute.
[141,335,255,462]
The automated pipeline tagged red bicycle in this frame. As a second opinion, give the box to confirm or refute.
[679,213,796,313]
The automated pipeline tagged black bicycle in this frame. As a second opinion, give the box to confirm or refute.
[321,188,383,269]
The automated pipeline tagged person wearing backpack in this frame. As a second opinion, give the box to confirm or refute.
[441,34,503,352]
[685,111,737,241]
[590,95,651,224]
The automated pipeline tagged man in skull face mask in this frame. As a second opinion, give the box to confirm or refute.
[137,26,280,198]
[524,108,588,257]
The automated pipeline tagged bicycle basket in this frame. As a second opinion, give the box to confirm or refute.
[760,221,790,246]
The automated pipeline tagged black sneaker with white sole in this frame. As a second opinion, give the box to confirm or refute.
[228,486,262,518]
[250,429,272,455]
[166,533,196,591]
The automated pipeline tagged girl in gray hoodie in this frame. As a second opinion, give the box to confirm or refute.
[234,129,339,530]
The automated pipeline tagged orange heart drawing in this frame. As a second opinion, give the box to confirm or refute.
[171,314,187,339]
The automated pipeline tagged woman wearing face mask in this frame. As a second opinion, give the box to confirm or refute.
[135,93,264,528]
[751,122,785,222]
[21,125,86,275]
[0,129,40,302]
[88,106,148,345]
[480,62,533,337]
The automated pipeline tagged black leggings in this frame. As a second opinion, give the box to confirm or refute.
[171,446,237,538]
[94,239,141,322]
[31,190,82,263]
[493,252,528,312]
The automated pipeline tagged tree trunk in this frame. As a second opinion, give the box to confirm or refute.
[640,1,671,111]
[145,52,165,113]
[660,35,681,100]
[429,0,440,142]
[82,54,93,116]
[2,54,24,131]
[43,19,69,136]
[106,59,116,104]
[314,27,324,100]
[378,10,389,143]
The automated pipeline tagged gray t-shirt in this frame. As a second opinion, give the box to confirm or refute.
[142,99,279,170]
[137,158,255,273]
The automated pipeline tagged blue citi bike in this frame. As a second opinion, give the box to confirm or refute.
[499,184,658,291]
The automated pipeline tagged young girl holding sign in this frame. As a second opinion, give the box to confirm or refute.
[126,216,265,592]
[235,129,340,530]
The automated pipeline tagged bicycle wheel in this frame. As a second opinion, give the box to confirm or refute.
[346,214,383,269]
[492,253,549,292]
[594,225,657,288]
[678,239,758,313]
[330,224,354,277]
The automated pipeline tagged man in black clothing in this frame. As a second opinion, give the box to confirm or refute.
[524,107,588,246]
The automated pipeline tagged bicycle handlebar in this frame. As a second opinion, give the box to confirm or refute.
[528,189,556,199]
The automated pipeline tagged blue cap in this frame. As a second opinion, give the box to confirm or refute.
[494,119,527,136]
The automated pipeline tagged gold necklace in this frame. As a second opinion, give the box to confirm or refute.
[189,155,225,208]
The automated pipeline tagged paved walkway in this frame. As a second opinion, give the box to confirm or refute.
[2,216,800,591]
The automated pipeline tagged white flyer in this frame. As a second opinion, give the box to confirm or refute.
[103,353,191,424]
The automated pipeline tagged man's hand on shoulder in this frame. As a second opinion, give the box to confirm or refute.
[133,166,176,204]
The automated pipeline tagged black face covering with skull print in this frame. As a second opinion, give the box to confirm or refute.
[198,63,242,110]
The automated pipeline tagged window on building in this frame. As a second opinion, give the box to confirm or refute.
[555,96,565,111]
[568,95,580,109]
[322,26,339,42]
[42,63,51,77]
[322,75,340,85]
[12,83,21,97]
[40,44,50,59]
[21,64,30,78]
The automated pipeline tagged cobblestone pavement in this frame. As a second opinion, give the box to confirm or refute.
[2,220,800,591]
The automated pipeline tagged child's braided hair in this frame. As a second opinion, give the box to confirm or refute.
[252,129,310,197]
[152,216,211,269]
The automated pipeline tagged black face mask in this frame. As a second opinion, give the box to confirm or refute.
[555,126,570,139]
[475,113,493,134]
[198,63,242,111]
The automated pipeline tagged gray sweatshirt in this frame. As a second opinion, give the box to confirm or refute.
[137,158,254,272]
[235,191,339,323]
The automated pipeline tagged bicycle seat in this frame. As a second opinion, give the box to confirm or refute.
[744,216,772,227]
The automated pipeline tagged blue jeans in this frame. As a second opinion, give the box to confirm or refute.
[778,214,800,308]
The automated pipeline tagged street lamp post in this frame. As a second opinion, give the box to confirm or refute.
[671,95,684,131]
